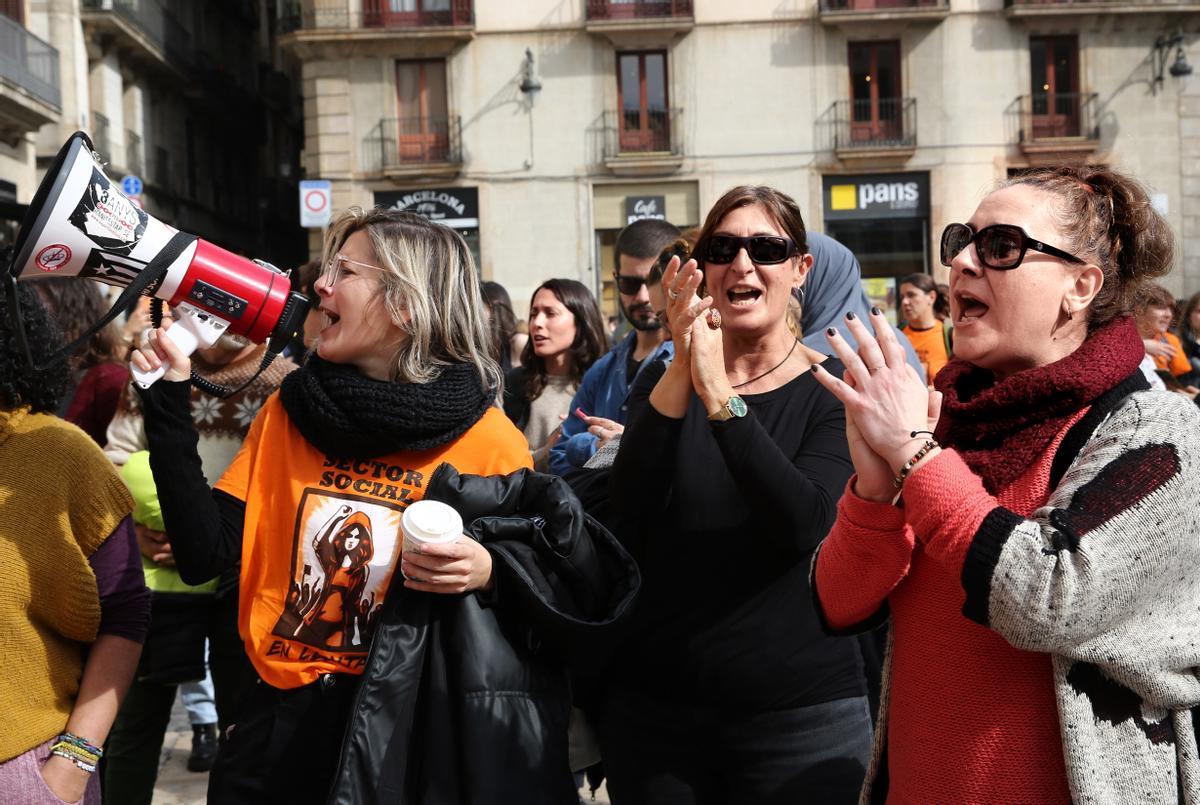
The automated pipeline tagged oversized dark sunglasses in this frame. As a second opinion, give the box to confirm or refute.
[940,223,1085,271]
[704,235,798,266]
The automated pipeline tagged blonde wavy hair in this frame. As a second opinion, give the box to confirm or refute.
[320,208,501,394]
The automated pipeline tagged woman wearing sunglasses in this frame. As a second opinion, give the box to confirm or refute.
[129,209,636,802]
[603,185,871,803]
[812,165,1200,803]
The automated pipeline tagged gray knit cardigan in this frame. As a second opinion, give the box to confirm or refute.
[856,387,1200,804]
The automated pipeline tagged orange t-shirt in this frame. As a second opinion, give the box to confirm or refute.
[902,322,951,384]
[1151,332,1191,377]
[214,395,532,689]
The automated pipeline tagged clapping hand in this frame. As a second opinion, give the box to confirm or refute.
[811,309,942,502]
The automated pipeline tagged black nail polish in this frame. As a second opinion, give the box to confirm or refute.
[826,326,837,337]
[845,311,856,321]
[811,364,820,373]
[871,306,882,316]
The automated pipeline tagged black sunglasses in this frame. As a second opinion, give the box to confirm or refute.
[614,274,648,295]
[940,223,1085,271]
[704,235,798,266]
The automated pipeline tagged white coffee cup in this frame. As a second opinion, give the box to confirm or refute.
[400,500,463,568]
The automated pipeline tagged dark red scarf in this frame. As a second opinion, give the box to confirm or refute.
[933,316,1144,493]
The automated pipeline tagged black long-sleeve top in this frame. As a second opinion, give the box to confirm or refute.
[608,358,864,711]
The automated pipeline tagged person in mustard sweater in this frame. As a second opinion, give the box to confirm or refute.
[0,280,149,804]
[129,209,635,803]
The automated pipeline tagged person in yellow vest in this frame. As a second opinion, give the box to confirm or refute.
[0,281,148,804]
[899,272,953,384]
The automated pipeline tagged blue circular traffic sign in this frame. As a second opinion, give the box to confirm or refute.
[121,175,143,196]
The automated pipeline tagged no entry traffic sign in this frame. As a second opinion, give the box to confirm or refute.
[299,180,332,228]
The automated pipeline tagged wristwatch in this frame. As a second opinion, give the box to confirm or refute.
[708,395,748,422]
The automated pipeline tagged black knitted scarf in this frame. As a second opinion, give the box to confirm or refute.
[279,355,491,459]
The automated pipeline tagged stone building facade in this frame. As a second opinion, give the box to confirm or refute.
[282,0,1199,320]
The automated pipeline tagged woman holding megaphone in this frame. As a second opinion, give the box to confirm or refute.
[131,208,636,803]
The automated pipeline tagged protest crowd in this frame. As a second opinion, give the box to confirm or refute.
[2,162,1199,805]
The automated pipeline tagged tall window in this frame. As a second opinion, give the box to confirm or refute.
[1030,35,1080,138]
[617,51,669,153]
[849,41,900,144]
[395,60,449,162]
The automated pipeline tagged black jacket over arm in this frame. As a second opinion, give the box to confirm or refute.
[329,464,639,805]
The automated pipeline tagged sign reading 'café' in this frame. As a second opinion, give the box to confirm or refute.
[374,187,479,230]
[625,195,667,225]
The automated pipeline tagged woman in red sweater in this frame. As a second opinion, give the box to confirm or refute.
[810,165,1200,803]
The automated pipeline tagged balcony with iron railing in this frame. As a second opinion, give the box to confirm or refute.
[601,107,684,176]
[278,0,475,44]
[80,0,193,71]
[585,0,693,40]
[819,0,949,21]
[361,116,463,179]
[1011,92,1100,158]
[1006,0,1200,14]
[0,13,61,141]
[819,98,917,162]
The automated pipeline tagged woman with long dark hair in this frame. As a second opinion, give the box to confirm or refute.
[503,278,608,472]
[813,165,1200,803]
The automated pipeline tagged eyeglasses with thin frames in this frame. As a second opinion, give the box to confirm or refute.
[321,254,386,287]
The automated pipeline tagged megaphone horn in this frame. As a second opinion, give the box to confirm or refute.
[7,132,309,392]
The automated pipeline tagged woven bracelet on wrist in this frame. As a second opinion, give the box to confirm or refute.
[60,732,103,760]
[894,439,938,488]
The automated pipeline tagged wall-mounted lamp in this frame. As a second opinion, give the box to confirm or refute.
[519,48,542,102]
[1153,30,1192,95]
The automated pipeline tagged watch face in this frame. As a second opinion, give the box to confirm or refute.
[728,396,748,417]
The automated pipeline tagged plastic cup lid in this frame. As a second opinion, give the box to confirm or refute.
[401,500,463,542]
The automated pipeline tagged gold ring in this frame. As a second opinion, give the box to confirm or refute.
[708,310,722,329]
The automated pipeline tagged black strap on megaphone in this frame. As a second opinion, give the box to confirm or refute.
[5,230,197,371]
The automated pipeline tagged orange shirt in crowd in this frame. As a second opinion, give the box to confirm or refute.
[215,395,532,690]
[902,323,951,384]
[1150,332,1191,377]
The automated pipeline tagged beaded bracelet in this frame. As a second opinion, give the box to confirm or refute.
[893,439,938,488]
[49,744,98,774]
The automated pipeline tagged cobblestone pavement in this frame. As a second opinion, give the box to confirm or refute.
[152,699,610,804]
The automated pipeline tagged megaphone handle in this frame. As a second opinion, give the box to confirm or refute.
[132,305,228,389]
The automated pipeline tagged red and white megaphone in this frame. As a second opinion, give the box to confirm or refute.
[6,131,308,390]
